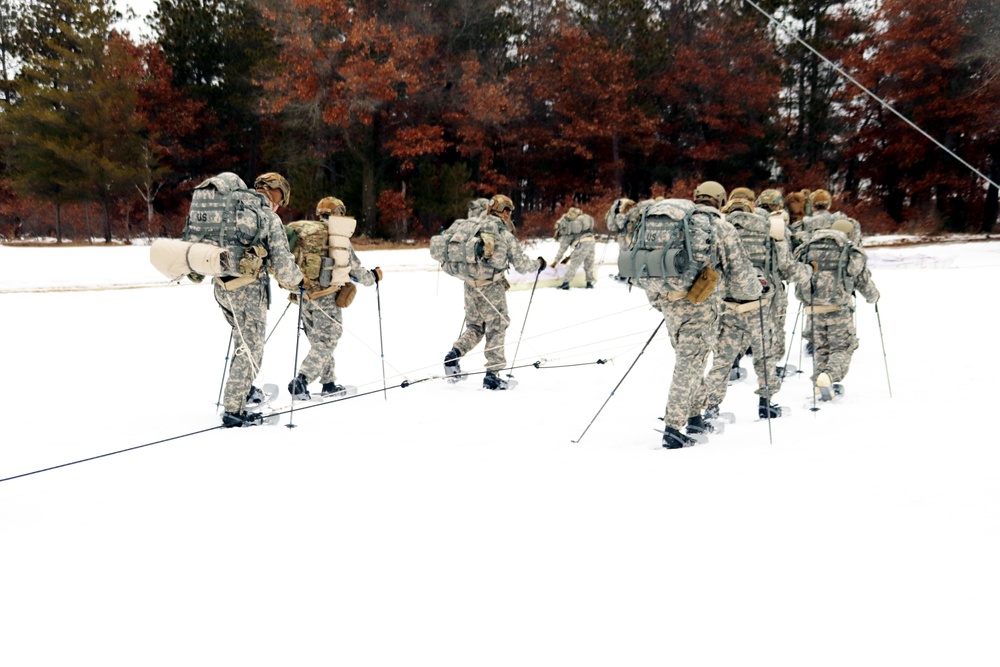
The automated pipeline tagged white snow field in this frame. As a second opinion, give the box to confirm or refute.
[1,237,998,666]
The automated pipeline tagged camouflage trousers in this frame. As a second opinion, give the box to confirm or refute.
[453,280,511,373]
[808,306,858,384]
[648,291,719,431]
[705,301,781,407]
[214,277,269,413]
[771,283,789,363]
[564,238,596,284]
[296,291,344,385]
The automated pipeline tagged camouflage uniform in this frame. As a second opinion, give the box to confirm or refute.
[552,214,597,287]
[214,206,302,414]
[296,246,377,386]
[452,215,540,373]
[642,205,762,431]
[705,211,812,408]
[794,230,879,384]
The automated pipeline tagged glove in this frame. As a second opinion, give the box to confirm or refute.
[759,278,770,295]
[372,267,383,283]
[867,290,880,305]
[538,257,547,271]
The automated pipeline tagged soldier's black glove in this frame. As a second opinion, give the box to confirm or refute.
[537,257,547,271]
[372,267,383,283]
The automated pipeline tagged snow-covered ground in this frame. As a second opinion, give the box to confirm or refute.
[1,237,998,666]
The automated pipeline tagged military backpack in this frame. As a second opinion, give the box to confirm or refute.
[429,216,511,283]
[726,210,779,289]
[793,228,863,306]
[181,172,272,278]
[617,198,716,294]
[286,216,357,299]
[556,213,594,237]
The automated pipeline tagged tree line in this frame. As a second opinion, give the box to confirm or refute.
[1,0,998,243]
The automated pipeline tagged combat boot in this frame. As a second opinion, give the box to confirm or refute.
[321,382,347,397]
[222,411,264,428]
[444,347,465,381]
[558,282,570,290]
[685,414,714,435]
[662,427,694,449]
[759,396,782,418]
[245,385,265,408]
[288,373,311,401]
[483,371,508,390]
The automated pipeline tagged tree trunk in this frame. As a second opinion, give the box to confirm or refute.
[982,149,999,234]
[55,202,62,244]
[103,199,112,243]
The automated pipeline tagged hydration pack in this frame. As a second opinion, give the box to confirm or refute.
[617,199,716,292]
[181,172,271,277]
[430,216,512,282]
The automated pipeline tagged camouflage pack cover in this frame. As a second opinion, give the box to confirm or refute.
[181,172,270,277]
[793,228,862,306]
[556,213,595,237]
[430,216,511,282]
[726,209,778,287]
[617,198,716,293]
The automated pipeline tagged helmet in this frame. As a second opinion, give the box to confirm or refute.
[488,194,514,216]
[693,181,726,209]
[809,189,832,210]
[722,198,753,214]
[315,196,346,217]
[756,189,784,212]
[566,207,582,219]
[729,187,755,203]
[467,198,489,218]
[254,172,291,208]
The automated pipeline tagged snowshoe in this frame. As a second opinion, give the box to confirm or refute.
[703,404,736,424]
[245,385,266,408]
[775,364,798,379]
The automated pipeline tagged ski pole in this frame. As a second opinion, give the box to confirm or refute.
[875,301,892,398]
[506,262,543,379]
[757,296,773,444]
[265,300,292,344]
[572,319,664,443]
[287,287,306,429]
[808,273,819,412]
[783,301,803,374]
[216,331,233,410]
[375,276,387,400]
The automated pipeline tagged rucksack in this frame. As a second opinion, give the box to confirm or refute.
[286,216,357,298]
[556,213,594,237]
[726,210,778,288]
[181,172,271,277]
[793,228,861,305]
[429,216,511,282]
[794,211,861,248]
[617,199,716,293]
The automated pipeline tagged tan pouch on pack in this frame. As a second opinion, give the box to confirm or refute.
[335,282,357,308]
[687,266,719,304]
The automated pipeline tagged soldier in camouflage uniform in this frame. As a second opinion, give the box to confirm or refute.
[794,219,880,400]
[791,189,863,249]
[754,189,797,376]
[443,194,546,390]
[634,182,762,449]
[287,196,382,401]
[704,191,814,420]
[551,207,597,289]
[215,172,303,427]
